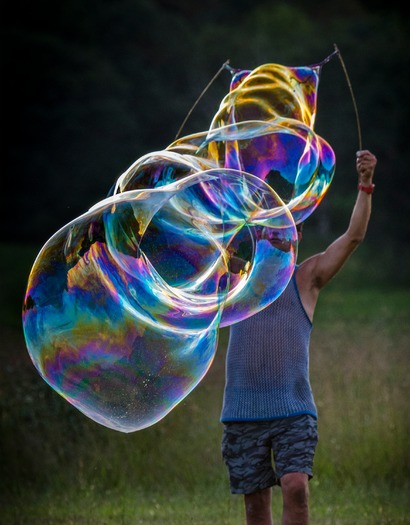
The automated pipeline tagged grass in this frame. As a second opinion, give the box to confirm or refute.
[3,484,409,525]
[1,243,409,524]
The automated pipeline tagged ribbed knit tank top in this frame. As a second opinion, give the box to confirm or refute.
[221,269,317,422]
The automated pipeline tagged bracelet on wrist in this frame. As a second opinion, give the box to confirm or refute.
[358,183,375,194]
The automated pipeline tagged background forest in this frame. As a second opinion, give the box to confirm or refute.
[1,0,409,276]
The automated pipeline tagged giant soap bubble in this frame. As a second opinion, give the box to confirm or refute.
[22,60,336,432]
[168,63,335,224]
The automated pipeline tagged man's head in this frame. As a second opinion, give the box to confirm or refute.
[296,222,304,242]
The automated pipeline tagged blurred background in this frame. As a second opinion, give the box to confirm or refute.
[1,1,409,523]
[1,0,409,256]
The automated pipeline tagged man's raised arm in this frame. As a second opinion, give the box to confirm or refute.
[296,150,377,319]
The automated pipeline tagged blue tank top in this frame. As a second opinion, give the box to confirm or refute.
[221,270,317,422]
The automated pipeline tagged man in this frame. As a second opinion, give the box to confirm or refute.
[221,150,377,525]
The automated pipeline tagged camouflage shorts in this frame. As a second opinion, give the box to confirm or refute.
[221,414,318,494]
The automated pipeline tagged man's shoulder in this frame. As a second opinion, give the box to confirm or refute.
[294,255,323,321]
[295,254,322,288]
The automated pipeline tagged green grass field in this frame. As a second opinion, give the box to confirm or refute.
[1,244,409,524]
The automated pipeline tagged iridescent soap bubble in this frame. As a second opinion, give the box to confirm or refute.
[23,59,335,432]
[211,63,319,128]
[23,170,295,431]
[168,63,336,224]
[113,150,216,192]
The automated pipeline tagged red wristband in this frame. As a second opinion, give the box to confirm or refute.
[358,183,375,194]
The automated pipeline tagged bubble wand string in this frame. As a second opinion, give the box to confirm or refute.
[309,47,339,69]
[175,49,362,151]
[174,59,231,141]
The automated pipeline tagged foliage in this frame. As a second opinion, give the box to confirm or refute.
[1,1,409,258]
[1,275,409,523]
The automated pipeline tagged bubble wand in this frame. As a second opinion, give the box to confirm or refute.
[174,59,231,141]
[308,44,362,150]
[333,43,363,151]
[176,48,362,152]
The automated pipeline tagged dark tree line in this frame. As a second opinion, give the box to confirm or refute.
[1,0,409,271]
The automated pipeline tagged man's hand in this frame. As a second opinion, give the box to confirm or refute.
[356,150,377,185]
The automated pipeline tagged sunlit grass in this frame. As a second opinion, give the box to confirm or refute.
[1,271,409,524]
[3,483,409,524]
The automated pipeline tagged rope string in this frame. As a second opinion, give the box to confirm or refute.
[174,59,230,141]
[175,47,362,152]
[333,43,363,151]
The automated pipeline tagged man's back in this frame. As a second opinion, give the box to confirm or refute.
[221,271,316,423]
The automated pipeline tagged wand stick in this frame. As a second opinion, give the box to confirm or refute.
[174,59,230,141]
[333,43,363,151]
